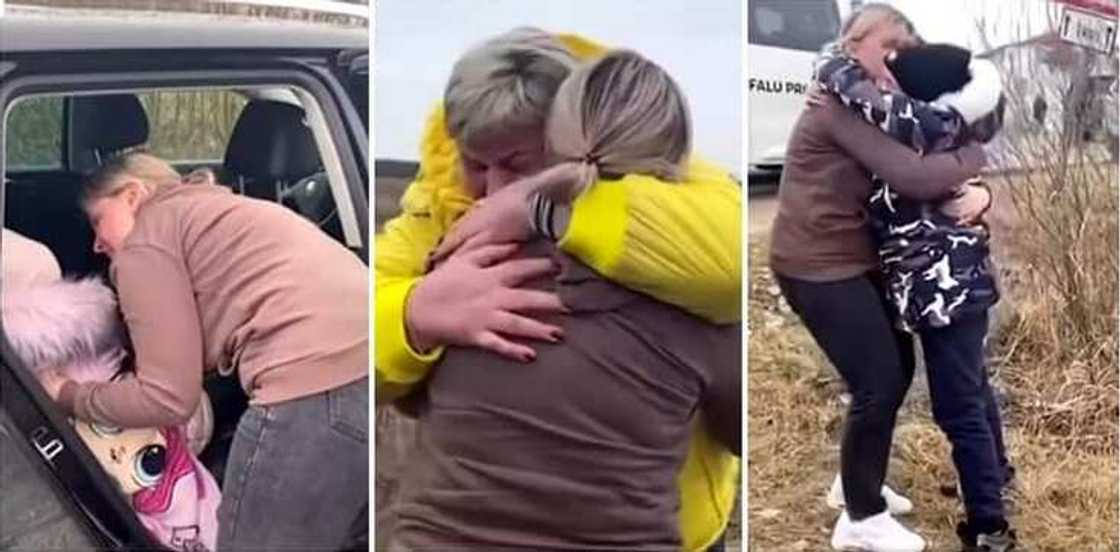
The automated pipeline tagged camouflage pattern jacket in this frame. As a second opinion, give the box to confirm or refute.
[813,43,1002,331]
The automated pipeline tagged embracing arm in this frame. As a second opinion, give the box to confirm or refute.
[701,324,742,455]
[828,102,985,200]
[814,43,968,153]
[58,246,202,428]
[556,158,742,324]
[374,205,446,402]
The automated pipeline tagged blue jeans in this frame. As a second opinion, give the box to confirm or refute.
[216,377,369,551]
[921,313,1008,528]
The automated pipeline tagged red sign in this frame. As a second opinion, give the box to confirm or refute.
[1055,0,1119,19]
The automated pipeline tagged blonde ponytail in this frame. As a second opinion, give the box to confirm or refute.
[546,50,691,197]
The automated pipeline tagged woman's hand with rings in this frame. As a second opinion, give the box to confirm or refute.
[407,243,568,363]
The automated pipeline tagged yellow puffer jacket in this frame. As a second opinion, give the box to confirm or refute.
[375,33,741,552]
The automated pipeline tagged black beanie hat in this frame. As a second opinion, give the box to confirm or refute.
[886,43,973,102]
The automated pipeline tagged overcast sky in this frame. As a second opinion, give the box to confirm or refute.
[374,0,742,170]
[374,0,1098,170]
[885,0,1058,51]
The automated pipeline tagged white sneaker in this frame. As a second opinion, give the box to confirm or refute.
[830,510,926,551]
[827,474,914,515]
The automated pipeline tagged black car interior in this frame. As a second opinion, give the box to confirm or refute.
[4,94,151,278]
[3,90,346,489]
[223,99,343,242]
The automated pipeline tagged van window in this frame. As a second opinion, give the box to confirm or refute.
[748,0,840,53]
[4,97,64,171]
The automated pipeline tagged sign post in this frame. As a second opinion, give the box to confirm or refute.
[1057,0,1119,53]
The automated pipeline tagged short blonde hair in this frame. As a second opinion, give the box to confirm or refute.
[444,27,577,147]
[546,50,691,195]
[839,3,917,51]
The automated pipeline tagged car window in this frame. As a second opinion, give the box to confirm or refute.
[0,410,99,550]
[4,97,64,171]
[139,90,247,164]
[140,88,353,247]
[3,82,360,273]
[347,56,369,131]
[748,0,840,53]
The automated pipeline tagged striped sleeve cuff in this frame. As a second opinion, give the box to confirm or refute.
[528,192,559,241]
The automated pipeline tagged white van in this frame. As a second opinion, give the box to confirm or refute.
[748,0,849,185]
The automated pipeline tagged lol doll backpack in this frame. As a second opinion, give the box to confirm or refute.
[2,277,221,552]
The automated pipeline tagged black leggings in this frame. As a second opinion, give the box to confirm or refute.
[777,271,915,520]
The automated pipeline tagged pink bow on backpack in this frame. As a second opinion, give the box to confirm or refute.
[133,426,220,551]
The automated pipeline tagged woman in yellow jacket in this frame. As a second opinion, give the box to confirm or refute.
[376,28,740,551]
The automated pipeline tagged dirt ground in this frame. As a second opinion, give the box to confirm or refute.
[747,191,779,236]
[746,187,1118,551]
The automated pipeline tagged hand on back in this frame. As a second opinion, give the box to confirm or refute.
[938,179,991,225]
[407,243,567,363]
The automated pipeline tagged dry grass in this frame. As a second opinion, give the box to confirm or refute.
[748,167,1119,551]
[989,166,1119,457]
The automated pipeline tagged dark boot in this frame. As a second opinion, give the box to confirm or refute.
[942,467,1020,513]
[1000,467,1021,515]
[957,520,1018,551]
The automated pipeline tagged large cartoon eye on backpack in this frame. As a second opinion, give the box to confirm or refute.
[133,443,168,489]
[74,421,170,496]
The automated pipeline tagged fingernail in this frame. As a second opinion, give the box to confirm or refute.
[523,352,536,363]
[551,330,564,342]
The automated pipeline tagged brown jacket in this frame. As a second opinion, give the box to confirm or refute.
[60,183,368,427]
[770,96,986,282]
[391,243,740,551]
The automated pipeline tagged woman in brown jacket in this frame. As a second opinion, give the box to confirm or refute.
[38,153,369,551]
[391,51,741,552]
[768,4,990,551]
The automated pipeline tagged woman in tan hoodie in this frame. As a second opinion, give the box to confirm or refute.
[37,153,369,551]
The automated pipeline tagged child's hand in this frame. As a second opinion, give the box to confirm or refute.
[429,187,534,263]
[806,83,829,108]
[429,163,585,263]
[876,73,901,92]
[36,368,71,402]
[938,180,991,225]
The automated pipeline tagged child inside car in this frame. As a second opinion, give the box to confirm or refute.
[3,274,220,552]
